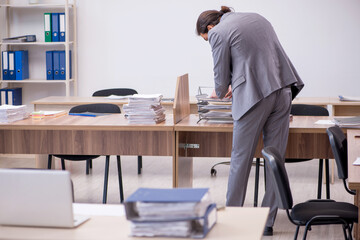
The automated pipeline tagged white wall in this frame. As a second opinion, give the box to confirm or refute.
[76,0,360,98]
[3,0,359,103]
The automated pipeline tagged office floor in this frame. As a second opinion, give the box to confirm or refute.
[0,155,354,240]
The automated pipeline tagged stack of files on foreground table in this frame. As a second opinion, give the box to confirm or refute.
[124,188,217,238]
[123,94,165,124]
[0,105,27,123]
[334,116,360,128]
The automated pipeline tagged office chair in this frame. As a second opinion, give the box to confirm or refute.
[262,146,357,240]
[92,88,142,175]
[253,104,331,207]
[47,103,124,203]
[327,126,356,195]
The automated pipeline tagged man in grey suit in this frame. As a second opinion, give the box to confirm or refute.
[196,6,304,236]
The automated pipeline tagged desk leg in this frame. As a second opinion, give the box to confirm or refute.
[35,154,49,169]
[175,132,193,188]
[177,157,193,188]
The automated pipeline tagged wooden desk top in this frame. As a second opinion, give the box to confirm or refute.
[31,96,198,106]
[0,207,269,240]
[175,114,335,133]
[0,114,174,132]
[347,129,360,189]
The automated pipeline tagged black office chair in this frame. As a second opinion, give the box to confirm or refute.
[47,103,124,203]
[262,146,357,240]
[253,104,331,207]
[92,88,142,175]
[327,126,356,195]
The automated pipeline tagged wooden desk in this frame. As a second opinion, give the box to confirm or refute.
[0,206,269,240]
[174,115,334,187]
[346,129,360,239]
[0,114,176,186]
[32,96,199,114]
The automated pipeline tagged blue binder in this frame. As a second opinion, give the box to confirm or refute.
[15,51,29,80]
[53,51,60,80]
[0,88,7,105]
[6,87,22,105]
[46,51,54,80]
[59,13,65,42]
[2,51,9,80]
[51,13,60,42]
[8,51,15,80]
[59,50,71,80]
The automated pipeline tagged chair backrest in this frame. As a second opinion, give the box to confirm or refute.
[70,103,121,114]
[262,146,293,210]
[92,88,138,97]
[291,104,329,116]
[326,126,348,180]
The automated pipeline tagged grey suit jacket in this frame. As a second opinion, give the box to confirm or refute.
[208,12,304,120]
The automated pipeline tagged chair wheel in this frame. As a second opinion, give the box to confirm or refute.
[210,168,217,176]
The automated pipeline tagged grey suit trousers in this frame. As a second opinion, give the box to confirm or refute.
[226,86,292,227]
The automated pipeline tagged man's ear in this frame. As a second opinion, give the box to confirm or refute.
[207,25,214,31]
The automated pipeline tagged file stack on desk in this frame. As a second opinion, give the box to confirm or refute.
[124,188,217,238]
[0,105,28,123]
[334,116,360,128]
[196,87,232,123]
[123,94,166,124]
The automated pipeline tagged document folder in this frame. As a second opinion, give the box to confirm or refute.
[6,88,22,105]
[0,88,7,105]
[46,51,54,80]
[8,51,15,80]
[59,13,65,42]
[59,50,71,80]
[15,51,29,80]
[44,13,52,42]
[2,51,8,80]
[53,51,60,80]
[51,13,59,42]
[129,203,217,238]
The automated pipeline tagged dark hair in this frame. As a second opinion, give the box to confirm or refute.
[196,6,233,35]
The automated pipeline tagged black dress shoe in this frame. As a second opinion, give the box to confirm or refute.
[263,226,273,236]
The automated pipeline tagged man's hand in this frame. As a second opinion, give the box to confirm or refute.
[210,85,232,99]
[224,85,232,99]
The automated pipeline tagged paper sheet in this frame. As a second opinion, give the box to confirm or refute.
[315,120,334,125]
[73,203,125,216]
[353,157,360,166]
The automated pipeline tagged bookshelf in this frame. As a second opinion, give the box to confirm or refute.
[0,0,77,98]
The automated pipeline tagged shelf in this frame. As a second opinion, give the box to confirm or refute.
[0,79,74,83]
[0,41,73,46]
[0,4,73,8]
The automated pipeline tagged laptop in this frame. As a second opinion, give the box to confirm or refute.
[0,168,89,228]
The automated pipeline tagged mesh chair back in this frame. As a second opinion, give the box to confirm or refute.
[70,103,121,114]
[327,126,348,180]
[291,104,329,116]
[262,146,293,210]
[92,88,138,97]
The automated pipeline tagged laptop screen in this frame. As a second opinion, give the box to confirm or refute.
[0,169,77,228]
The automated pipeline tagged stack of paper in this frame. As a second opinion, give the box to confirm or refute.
[0,105,28,123]
[124,188,217,238]
[339,95,360,102]
[333,116,360,128]
[123,94,166,124]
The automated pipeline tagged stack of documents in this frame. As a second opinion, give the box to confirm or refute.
[123,94,166,124]
[124,188,217,238]
[0,105,28,123]
[196,88,232,123]
[339,95,360,102]
[334,116,360,128]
